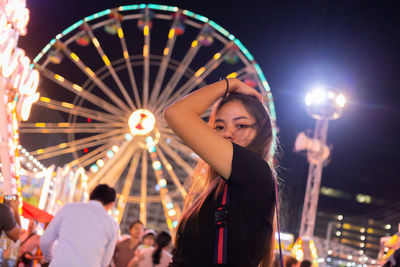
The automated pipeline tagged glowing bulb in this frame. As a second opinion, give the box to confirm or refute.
[158,179,167,187]
[305,87,327,106]
[96,159,104,167]
[336,94,346,107]
[168,209,176,216]
[152,161,161,170]
[90,165,99,173]
[128,109,156,136]
[338,215,343,221]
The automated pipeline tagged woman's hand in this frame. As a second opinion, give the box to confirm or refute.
[228,78,263,102]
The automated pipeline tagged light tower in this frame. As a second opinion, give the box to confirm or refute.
[292,87,346,263]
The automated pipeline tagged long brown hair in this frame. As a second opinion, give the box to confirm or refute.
[176,92,278,267]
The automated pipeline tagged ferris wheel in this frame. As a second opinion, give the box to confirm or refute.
[20,4,276,232]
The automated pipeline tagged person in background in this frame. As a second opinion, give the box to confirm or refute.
[1,197,21,267]
[0,198,21,242]
[300,259,312,267]
[17,219,41,266]
[40,184,119,267]
[284,256,299,267]
[137,229,156,250]
[112,220,144,267]
[127,231,172,267]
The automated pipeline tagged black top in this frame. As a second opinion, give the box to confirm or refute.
[0,203,16,234]
[172,143,275,267]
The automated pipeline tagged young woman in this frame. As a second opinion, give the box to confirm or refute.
[164,78,277,267]
[128,231,172,267]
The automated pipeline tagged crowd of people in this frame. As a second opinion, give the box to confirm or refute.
[0,184,172,267]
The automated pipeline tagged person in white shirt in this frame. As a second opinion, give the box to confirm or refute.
[40,184,119,267]
[128,231,172,267]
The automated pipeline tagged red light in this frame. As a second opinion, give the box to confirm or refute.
[87,118,92,122]
[83,148,88,153]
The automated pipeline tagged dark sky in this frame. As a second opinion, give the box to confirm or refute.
[19,0,400,232]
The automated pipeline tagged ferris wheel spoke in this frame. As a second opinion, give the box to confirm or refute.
[20,122,125,134]
[67,143,115,168]
[34,132,124,160]
[83,22,136,110]
[36,64,126,117]
[113,11,141,108]
[158,139,193,175]
[226,66,250,80]
[156,47,228,114]
[142,7,151,108]
[139,150,148,225]
[88,139,138,190]
[155,23,210,107]
[156,145,187,198]
[31,129,123,156]
[117,150,141,223]
[162,135,197,161]
[35,96,123,123]
[148,146,175,234]
[148,10,182,106]
[58,41,131,112]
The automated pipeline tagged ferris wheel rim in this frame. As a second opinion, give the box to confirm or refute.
[32,3,276,123]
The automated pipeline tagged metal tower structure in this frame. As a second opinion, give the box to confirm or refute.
[293,87,346,263]
[299,118,329,238]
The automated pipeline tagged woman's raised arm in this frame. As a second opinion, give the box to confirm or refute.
[163,78,261,178]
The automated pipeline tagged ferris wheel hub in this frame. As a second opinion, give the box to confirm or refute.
[128,109,156,136]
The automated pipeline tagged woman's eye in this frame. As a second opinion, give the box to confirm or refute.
[237,124,251,129]
[215,125,224,131]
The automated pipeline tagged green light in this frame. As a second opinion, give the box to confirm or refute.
[209,20,229,37]
[234,39,254,62]
[148,4,178,12]
[50,39,56,45]
[139,4,146,9]
[33,53,42,63]
[29,63,34,70]
[84,9,111,22]
[119,5,139,11]
[228,34,235,41]
[182,10,195,17]
[194,14,208,23]
[61,20,83,36]
[42,43,51,55]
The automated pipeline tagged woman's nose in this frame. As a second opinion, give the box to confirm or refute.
[222,127,234,139]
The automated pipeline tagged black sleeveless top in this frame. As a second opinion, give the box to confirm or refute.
[171,143,275,267]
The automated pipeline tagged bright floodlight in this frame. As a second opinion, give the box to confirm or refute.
[305,86,346,120]
[128,109,156,136]
[305,87,327,106]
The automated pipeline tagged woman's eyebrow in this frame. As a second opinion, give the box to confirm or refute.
[233,116,250,121]
[215,116,250,123]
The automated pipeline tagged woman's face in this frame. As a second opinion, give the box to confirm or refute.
[214,100,257,147]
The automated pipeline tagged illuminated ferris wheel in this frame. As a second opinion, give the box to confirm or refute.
[20,4,276,232]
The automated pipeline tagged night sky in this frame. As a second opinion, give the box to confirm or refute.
[19,0,400,233]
